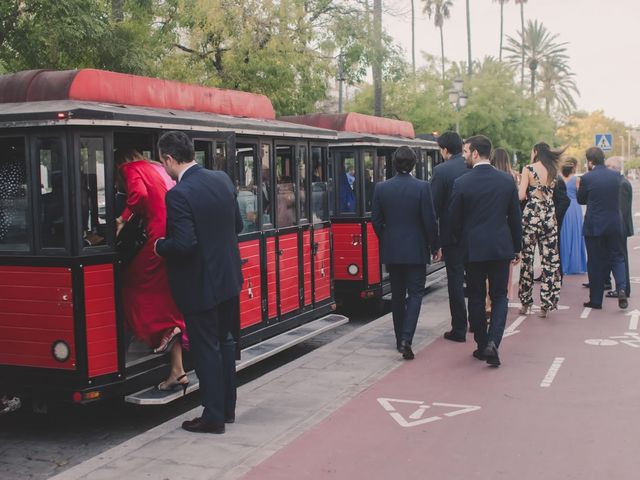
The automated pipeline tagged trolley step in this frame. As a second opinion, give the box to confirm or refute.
[124,313,349,405]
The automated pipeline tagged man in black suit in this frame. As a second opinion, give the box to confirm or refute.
[605,156,633,299]
[431,131,469,342]
[449,135,522,367]
[155,131,243,434]
[372,147,441,360]
[577,147,627,309]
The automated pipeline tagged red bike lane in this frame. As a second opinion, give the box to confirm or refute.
[243,236,640,480]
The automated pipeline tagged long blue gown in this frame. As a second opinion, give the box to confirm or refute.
[560,176,587,274]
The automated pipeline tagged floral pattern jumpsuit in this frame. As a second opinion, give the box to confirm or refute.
[518,165,562,311]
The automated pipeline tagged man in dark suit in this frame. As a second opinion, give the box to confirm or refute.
[431,131,469,342]
[372,146,441,360]
[577,147,627,310]
[605,156,633,299]
[449,135,522,367]
[155,131,243,434]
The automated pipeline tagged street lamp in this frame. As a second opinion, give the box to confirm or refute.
[448,77,467,133]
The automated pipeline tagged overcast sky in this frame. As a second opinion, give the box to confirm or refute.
[383,0,640,126]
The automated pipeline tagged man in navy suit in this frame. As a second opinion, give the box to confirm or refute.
[431,131,470,342]
[577,147,627,309]
[449,135,522,367]
[372,146,441,360]
[155,131,243,434]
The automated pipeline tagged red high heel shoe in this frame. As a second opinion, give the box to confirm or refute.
[153,327,181,354]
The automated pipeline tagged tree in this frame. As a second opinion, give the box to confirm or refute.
[493,0,509,61]
[504,20,570,98]
[514,0,527,88]
[423,0,453,87]
[538,58,579,119]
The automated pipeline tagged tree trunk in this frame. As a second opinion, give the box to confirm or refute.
[520,3,525,89]
[373,0,382,116]
[440,25,445,87]
[466,0,472,76]
[411,0,416,76]
[499,3,504,61]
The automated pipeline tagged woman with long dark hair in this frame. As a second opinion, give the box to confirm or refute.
[518,143,563,317]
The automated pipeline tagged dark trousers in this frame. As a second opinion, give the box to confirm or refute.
[443,244,468,335]
[585,235,626,307]
[388,264,426,346]
[184,297,238,423]
[608,236,631,297]
[466,260,510,349]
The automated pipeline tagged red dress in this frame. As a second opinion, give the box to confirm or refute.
[119,160,186,348]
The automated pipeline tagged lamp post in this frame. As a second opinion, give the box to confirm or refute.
[448,77,468,133]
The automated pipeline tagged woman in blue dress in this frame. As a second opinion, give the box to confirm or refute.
[560,158,587,274]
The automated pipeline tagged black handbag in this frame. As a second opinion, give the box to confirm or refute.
[116,214,147,267]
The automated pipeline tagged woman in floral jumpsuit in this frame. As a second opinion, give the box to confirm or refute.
[518,143,563,317]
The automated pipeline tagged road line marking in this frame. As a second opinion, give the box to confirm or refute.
[626,309,640,330]
[580,307,591,319]
[540,357,565,387]
[503,316,526,338]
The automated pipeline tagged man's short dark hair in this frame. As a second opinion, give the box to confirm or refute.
[158,131,195,164]
[393,146,417,173]
[466,135,492,159]
[585,146,605,165]
[437,131,462,155]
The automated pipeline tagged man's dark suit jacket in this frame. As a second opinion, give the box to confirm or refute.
[371,173,440,264]
[430,154,469,246]
[156,165,244,315]
[449,164,522,262]
[553,176,570,228]
[620,177,634,237]
[577,165,623,236]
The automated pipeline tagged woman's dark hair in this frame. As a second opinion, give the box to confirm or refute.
[490,148,511,173]
[393,146,417,173]
[561,157,577,177]
[532,142,564,184]
[158,131,195,164]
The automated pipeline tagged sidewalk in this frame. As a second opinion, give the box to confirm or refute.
[50,279,454,480]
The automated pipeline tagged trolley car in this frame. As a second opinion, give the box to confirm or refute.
[0,69,346,408]
[281,113,446,301]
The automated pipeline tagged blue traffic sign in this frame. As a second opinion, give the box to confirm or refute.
[595,133,613,151]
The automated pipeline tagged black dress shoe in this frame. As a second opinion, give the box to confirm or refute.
[472,349,486,360]
[582,282,590,288]
[483,341,501,367]
[533,275,542,282]
[399,341,414,360]
[583,301,602,309]
[225,416,235,424]
[444,331,466,342]
[182,417,225,434]
[618,290,628,309]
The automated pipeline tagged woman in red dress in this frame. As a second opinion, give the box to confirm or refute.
[115,149,188,392]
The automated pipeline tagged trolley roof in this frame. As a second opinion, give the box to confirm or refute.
[280,113,416,139]
[0,69,276,120]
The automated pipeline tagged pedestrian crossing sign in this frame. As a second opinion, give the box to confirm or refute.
[595,133,613,151]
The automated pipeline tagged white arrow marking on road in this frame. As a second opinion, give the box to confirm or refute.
[580,307,592,319]
[377,398,481,428]
[626,309,640,330]
[503,315,526,338]
[634,246,640,250]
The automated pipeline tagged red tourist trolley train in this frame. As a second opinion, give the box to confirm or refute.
[281,113,446,302]
[0,69,347,408]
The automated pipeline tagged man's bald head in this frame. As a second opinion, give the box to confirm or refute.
[605,156,623,172]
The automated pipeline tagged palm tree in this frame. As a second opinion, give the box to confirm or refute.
[423,0,453,87]
[504,19,573,98]
[538,59,580,118]
[493,0,509,61]
[514,0,528,88]
[465,0,471,76]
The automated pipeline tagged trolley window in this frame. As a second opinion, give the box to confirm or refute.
[363,150,375,212]
[311,146,328,223]
[37,137,67,250]
[297,145,308,223]
[275,145,296,228]
[80,137,108,248]
[337,151,357,214]
[261,144,273,228]
[236,144,258,234]
[0,137,29,251]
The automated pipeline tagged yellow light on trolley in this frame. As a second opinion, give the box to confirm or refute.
[83,391,101,401]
